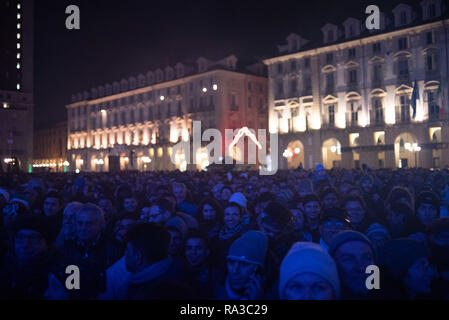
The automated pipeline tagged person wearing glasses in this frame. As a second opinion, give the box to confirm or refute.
[318,207,349,252]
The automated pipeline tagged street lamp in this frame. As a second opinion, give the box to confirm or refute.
[405,142,421,167]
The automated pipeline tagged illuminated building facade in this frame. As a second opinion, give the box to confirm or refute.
[0,0,34,172]
[66,55,267,172]
[264,0,449,170]
[33,122,68,172]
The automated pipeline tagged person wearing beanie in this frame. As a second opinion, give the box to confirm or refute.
[378,239,435,299]
[229,192,247,210]
[318,207,348,252]
[215,231,268,300]
[329,230,377,299]
[386,201,421,238]
[415,191,440,229]
[365,223,391,252]
[166,216,188,258]
[279,242,340,300]
[0,214,55,299]
[2,193,30,228]
[302,194,322,242]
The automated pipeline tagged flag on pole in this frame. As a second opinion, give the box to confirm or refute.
[410,80,419,119]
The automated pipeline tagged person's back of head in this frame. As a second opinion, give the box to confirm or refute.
[126,223,171,266]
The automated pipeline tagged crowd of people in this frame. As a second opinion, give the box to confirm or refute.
[0,165,449,300]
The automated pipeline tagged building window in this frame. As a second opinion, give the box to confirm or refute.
[398,37,408,50]
[348,48,356,59]
[277,63,283,74]
[328,105,335,127]
[276,82,283,99]
[326,73,334,92]
[139,108,144,123]
[121,111,126,125]
[114,113,118,126]
[398,60,409,77]
[248,97,252,108]
[349,70,357,84]
[400,95,410,123]
[304,76,312,94]
[374,99,383,124]
[304,57,310,68]
[426,31,434,45]
[373,64,382,84]
[351,102,358,125]
[326,53,333,65]
[400,11,407,25]
[349,25,354,37]
[426,55,434,71]
[428,91,440,120]
[291,60,297,71]
[373,42,381,54]
[428,4,436,18]
[327,30,334,42]
[290,79,297,96]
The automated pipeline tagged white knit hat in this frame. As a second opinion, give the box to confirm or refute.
[279,242,340,299]
[229,192,247,209]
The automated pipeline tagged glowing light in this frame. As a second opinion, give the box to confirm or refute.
[17,53,20,59]
[17,13,21,19]
[141,156,151,164]
[202,87,207,93]
[63,161,70,166]
[17,33,20,39]
[3,102,9,109]
[101,109,106,113]
[16,83,20,90]
[228,127,263,153]
[17,43,20,49]
[294,147,300,154]
[283,149,293,158]
[17,23,21,29]
[75,169,80,173]
[160,95,165,101]
[179,160,187,172]
[213,84,218,91]
[17,3,21,9]
[4,158,14,164]
[331,146,337,153]
[16,63,20,69]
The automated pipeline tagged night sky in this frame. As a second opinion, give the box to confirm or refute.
[33,0,421,129]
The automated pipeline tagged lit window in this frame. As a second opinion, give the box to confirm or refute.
[16,63,20,69]
[17,43,21,49]
[213,84,218,91]
[17,3,21,9]
[17,13,21,19]
[17,33,21,39]
[17,23,21,29]
[17,53,20,59]
[17,83,20,90]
